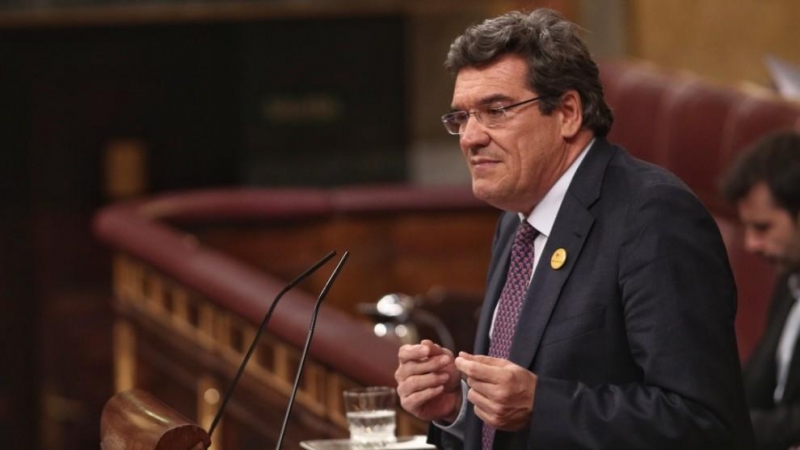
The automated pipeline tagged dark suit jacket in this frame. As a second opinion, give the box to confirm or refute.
[431,139,754,449]
[743,276,800,450]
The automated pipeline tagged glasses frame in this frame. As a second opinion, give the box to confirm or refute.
[441,95,545,135]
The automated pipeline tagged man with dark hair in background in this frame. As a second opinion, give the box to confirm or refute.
[722,130,800,450]
[394,8,754,450]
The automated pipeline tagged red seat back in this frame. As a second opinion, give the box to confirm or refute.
[659,80,743,208]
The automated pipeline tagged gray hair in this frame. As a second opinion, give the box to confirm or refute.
[445,9,613,137]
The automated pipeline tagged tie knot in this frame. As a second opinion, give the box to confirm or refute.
[518,221,538,241]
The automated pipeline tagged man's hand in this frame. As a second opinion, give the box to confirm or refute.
[455,352,537,431]
[395,340,462,423]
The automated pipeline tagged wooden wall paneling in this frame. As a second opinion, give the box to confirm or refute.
[389,211,496,295]
[626,0,800,85]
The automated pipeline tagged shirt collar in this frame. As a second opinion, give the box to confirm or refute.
[518,138,595,236]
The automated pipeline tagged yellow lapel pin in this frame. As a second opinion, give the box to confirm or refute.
[551,248,567,270]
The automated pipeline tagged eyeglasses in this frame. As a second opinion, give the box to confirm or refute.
[441,96,545,135]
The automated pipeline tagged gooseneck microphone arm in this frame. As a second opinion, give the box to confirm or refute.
[275,251,350,450]
[207,250,337,439]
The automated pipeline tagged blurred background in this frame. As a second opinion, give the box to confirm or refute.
[1,0,799,448]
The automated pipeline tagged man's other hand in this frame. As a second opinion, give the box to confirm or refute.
[395,339,461,423]
[456,352,537,431]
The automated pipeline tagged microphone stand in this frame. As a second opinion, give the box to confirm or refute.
[207,250,337,439]
[275,251,349,450]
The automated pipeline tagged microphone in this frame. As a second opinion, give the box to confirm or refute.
[207,250,337,439]
[275,251,349,450]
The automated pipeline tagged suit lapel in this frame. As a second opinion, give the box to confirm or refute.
[508,195,594,367]
[508,139,614,368]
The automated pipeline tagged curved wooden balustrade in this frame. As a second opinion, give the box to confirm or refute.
[93,185,498,449]
[101,389,210,450]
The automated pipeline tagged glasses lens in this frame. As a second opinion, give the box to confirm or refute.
[442,111,470,135]
[441,113,461,135]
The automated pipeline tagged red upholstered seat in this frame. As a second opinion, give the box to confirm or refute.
[597,60,629,112]
[722,94,800,162]
[658,80,744,209]
[603,64,686,166]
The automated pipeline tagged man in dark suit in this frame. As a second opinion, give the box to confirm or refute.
[722,131,800,450]
[394,9,754,450]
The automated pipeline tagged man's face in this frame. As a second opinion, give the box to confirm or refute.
[452,54,572,213]
[738,182,800,275]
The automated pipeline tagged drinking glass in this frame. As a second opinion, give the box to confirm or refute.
[343,386,397,449]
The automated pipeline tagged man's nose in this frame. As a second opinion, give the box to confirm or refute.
[459,116,490,149]
[743,230,763,255]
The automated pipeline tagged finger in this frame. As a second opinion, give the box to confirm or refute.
[400,384,445,412]
[466,388,501,426]
[398,343,431,363]
[455,355,507,383]
[405,384,445,404]
[463,376,495,397]
[396,353,455,382]
[472,404,492,427]
[396,371,450,398]
[398,341,450,363]
[458,352,508,366]
[469,384,524,429]
[466,383,491,409]
[421,340,448,357]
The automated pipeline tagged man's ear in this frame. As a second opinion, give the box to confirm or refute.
[558,90,583,139]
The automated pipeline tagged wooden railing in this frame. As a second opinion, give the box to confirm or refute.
[93,185,498,449]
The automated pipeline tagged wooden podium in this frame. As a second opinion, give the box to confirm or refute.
[101,389,211,450]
